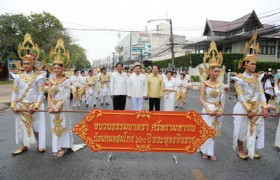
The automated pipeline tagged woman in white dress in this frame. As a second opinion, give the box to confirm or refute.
[47,38,85,157]
[274,77,280,152]
[48,64,72,157]
[163,71,177,111]
[199,41,225,161]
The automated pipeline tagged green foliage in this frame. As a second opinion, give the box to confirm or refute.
[233,60,280,73]
[0,12,91,70]
[152,53,243,71]
[190,75,201,82]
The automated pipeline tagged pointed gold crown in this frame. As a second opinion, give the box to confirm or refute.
[17,33,40,65]
[238,32,259,69]
[203,40,223,68]
[49,38,70,67]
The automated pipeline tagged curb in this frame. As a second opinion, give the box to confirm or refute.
[0,102,10,111]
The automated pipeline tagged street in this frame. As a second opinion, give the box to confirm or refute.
[0,90,279,180]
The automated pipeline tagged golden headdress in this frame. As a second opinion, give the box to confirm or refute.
[238,32,259,69]
[49,38,70,67]
[199,40,224,80]
[46,38,73,76]
[203,40,223,68]
[15,33,45,73]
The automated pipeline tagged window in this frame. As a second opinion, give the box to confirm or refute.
[259,40,276,55]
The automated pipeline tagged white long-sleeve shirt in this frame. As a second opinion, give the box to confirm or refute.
[127,73,147,98]
[110,71,128,95]
[70,75,82,88]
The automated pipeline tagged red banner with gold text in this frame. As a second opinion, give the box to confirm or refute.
[72,109,215,154]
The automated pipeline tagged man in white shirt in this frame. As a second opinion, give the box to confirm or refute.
[110,63,128,110]
[264,75,273,104]
[127,65,147,111]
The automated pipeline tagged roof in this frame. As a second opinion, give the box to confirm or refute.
[203,10,263,35]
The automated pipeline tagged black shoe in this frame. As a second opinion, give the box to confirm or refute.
[94,104,96,108]
[106,103,109,106]
[101,103,104,106]
[86,104,88,107]
[175,105,178,108]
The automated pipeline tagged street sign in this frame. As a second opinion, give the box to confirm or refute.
[72,109,215,153]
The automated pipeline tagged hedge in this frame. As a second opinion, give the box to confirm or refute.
[233,60,280,73]
[152,53,243,71]
[152,53,280,72]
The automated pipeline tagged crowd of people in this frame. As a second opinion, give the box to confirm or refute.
[10,33,280,162]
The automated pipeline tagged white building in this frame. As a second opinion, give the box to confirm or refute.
[118,23,187,63]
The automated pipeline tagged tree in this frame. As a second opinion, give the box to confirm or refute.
[0,12,91,73]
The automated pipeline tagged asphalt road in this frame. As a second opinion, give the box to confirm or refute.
[0,90,279,180]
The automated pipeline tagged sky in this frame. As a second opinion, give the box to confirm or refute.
[0,0,279,62]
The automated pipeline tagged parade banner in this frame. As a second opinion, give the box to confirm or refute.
[72,109,215,154]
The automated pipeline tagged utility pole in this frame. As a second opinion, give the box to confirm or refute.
[169,19,175,70]
[147,19,175,70]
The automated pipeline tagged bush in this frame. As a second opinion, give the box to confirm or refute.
[152,53,243,71]
[190,75,201,82]
[233,60,280,73]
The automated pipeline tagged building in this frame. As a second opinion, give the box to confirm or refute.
[118,23,187,63]
[184,10,280,62]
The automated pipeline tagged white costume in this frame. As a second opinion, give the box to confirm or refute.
[127,73,147,110]
[11,71,46,150]
[231,72,267,159]
[70,75,82,107]
[99,73,110,105]
[175,79,189,107]
[163,78,177,111]
[85,74,98,107]
[49,78,73,153]
[274,83,280,149]
[200,81,225,156]
[80,75,87,104]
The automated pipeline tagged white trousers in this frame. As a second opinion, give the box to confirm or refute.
[86,88,97,107]
[132,97,144,111]
[100,87,109,103]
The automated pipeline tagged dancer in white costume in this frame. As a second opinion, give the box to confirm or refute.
[231,33,268,160]
[175,73,190,108]
[11,33,46,155]
[47,38,85,157]
[80,71,87,104]
[70,70,82,108]
[274,77,280,152]
[199,40,225,161]
[85,70,97,108]
[163,71,177,111]
[99,67,110,106]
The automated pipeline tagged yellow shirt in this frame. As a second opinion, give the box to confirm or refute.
[147,74,163,98]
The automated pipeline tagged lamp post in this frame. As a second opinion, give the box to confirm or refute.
[147,19,174,70]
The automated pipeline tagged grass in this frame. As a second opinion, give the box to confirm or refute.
[0,81,12,85]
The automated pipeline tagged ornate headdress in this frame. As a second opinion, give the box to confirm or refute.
[49,38,70,67]
[238,32,259,69]
[15,33,45,73]
[199,40,224,80]
[203,40,223,68]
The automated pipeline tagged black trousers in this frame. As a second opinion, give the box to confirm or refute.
[265,93,271,104]
[113,95,126,110]
[149,98,160,111]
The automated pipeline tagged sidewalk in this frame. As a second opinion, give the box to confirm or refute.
[0,83,12,111]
